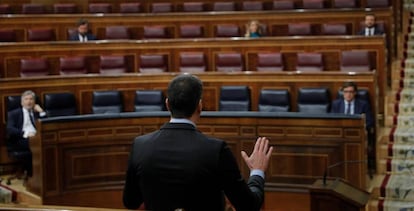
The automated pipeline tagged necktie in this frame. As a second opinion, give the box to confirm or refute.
[29,111,36,128]
[346,103,351,115]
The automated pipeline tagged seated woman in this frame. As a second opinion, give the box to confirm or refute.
[244,20,263,38]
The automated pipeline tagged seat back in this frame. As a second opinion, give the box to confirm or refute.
[20,58,49,77]
[242,1,263,11]
[60,56,87,75]
[340,50,371,72]
[0,4,11,14]
[134,90,165,112]
[215,24,240,37]
[44,92,77,117]
[105,26,130,40]
[297,88,330,113]
[6,95,22,113]
[92,90,123,114]
[22,3,45,14]
[151,3,173,13]
[273,0,295,10]
[89,3,112,13]
[179,52,206,73]
[216,53,244,72]
[258,89,290,112]
[302,0,325,9]
[179,25,204,38]
[182,2,205,12]
[27,28,55,41]
[296,52,323,71]
[321,23,348,35]
[143,26,169,39]
[333,0,357,8]
[0,29,16,42]
[366,0,389,7]
[99,55,127,75]
[213,2,236,11]
[288,23,312,36]
[120,3,141,13]
[256,52,283,71]
[53,3,77,13]
[139,54,168,73]
[219,86,251,111]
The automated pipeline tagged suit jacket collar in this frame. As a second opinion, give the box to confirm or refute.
[161,122,197,131]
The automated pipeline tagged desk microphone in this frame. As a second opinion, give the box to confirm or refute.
[323,160,367,186]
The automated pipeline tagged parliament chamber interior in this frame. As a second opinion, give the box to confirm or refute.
[0,0,408,210]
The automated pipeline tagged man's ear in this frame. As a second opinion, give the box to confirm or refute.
[165,98,170,111]
[197,100,202,113]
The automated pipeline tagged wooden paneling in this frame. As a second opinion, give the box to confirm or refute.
[27,112,366,209]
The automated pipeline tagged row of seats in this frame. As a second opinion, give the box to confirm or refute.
[0,22,383,42]
[16,50,373,77]
[0,0,390,14]
[5,86,370,117]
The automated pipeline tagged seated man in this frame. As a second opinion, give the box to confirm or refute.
[357,13,384,36]
[7,90,46,177]
[69,19,97,42]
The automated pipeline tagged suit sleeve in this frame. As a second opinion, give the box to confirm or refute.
[330,100,340,113]
[123,141,144,209]
[219,143,264,211]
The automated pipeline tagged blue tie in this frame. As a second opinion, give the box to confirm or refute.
[346,103,351,115]
[29,111,36,128]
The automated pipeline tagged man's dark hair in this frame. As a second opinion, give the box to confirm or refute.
[167,74,203,118]
[77,19,89,27]
[341,81,358,91]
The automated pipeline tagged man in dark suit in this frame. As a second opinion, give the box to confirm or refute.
[68,19,97,42]
[357,13,384,36]
[7,90,46,177]
[123,74,273,211]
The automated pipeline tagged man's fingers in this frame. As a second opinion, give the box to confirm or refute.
[241,151,249,162]
[266,146,274,159]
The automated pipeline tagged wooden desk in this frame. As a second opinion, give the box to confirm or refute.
[27,112,366,209]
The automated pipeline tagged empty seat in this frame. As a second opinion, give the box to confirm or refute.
[139,54,168,73]
[22,3,45,14]
[288,23,312,36]
[120,3,141,13]
[366,0,389,8]
[179,25,204,38]
[321,23,348,35]
[53,3,77,14]
[215,53,244,72]
[20,58,49,77]
[43,93,77,117]
[151,3,173,13]
[297,88,330,113]
[0,29,16,42]
[179,52,206,73]
[256,52,283,71]
[143,26,169,39]
[242,1,263,11]
[59,56,87,75]
[99,55,127,75]
[212,2,236,11]
[340,50,371,72]
[27,28,55,41]
[182,2,205,12]
[134,90,165,112]
[258,89,290,112]
[296,52,323,71]
[0,4,11,14]
[89,3,112,13]
[302,0,325,9]
[215,24,240,37]
[333,0,357,8]
[92,90,123,114]
[219,86,251,111]
[273,0,295,10]
[105,26,130,40]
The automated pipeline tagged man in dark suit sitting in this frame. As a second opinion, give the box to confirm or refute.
[6,90,46,177]
[357,13,384,36]
[123,74,273,211]
[68,19,97,42]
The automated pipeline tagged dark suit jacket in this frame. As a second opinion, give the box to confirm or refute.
[6,108,42,150]
[68,33,97,41]
[123,123,265,211]
[357,26,384,36]
[331,99,374,128]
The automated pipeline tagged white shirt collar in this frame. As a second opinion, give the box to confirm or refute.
[170,118,196,127]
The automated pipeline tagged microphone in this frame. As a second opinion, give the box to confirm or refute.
[323,160,367,186]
